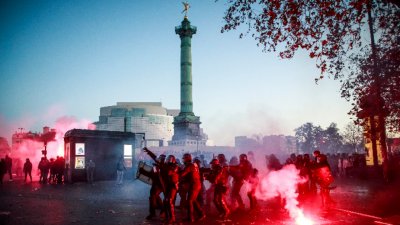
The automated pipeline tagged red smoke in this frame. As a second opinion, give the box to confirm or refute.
[46,116,95,157]
[1,115,94,176]
[256,164,314,225]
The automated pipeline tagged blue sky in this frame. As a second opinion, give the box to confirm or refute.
[0,0,352,145]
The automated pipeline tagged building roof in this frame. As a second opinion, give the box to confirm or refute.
[64,129,144,139]
[99,102,178,117]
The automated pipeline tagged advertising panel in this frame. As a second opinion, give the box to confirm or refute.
[76,143,85,156]
[75,156,85,169]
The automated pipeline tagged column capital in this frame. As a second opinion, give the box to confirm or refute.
[175,17,197,38]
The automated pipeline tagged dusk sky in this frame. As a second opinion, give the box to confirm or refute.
[0,0,353,145]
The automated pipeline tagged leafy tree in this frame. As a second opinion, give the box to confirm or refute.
[321,123,344,154]
[295,122,345,154]
[219,0,399,166]
[342,45,400,133]
[342,122,364,153]
[294,122,323,153]
[341,42,399,165]
[219,0,398,79]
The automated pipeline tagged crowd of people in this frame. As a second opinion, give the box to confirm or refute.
[2,147,399,224]
[138,147,335,224]
[38,156,66,184]
[0,155,66,185]
[0,155,13,184]
[267,151,336,205]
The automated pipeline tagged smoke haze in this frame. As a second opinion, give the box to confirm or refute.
[256,165,314,225]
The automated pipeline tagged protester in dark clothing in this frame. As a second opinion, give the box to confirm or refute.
[142,147,166,220]
[23,158,33,183]
[229,156,239,166]
[163,155,180,224]
[180,153,205,222]
[0,158,6,184]
[193,157,206,206]
[5,155,12,181]
[229,154,253,210]
[49,158,56,183]
[116,156,126,185]
[247,168,259,210]
[55,156,65,184]
[86,159,95,184]
[178,167,189,210]
[301,154,313,195]
[207,159,230,219]
[217,154,228,167]
[205,154,228,208]
[38,157,50,184]
[312,150,334,207]
[313,150,331,169]
[266,154,282,171]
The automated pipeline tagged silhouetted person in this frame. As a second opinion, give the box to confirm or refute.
[313,150,334,207]
[142,147,166,220]
[229,156,239,166]
[207,159,230,219]
[266,154,282,171]
[302,154,313,195]
[163,155,179,224]
[193,157,205,206]
[247,168,259,210]
[0,158,6,184]
[86,159,95,184]
[217,154,228,167]
[180,153,205,222]
[230,154,253,210]
[55,156,65,184]
[210,154,229,209]
[49,158,56,183]
[116,156,126,185]
[38,157,50,184]
[23,158,32,183]
[5,155,12,181]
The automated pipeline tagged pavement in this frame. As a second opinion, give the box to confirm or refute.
[0,176,400,225]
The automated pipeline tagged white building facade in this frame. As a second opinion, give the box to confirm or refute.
[95,102,178,147]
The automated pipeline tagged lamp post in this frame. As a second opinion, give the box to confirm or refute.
[42,142,47,158]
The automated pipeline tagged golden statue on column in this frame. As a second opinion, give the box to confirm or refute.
[182,1,190,18]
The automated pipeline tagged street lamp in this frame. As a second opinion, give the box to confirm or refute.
[42,142,47,158]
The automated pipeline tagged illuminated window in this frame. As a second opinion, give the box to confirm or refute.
[124,144,132,168]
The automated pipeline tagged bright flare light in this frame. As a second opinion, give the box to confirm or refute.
[294,208,314,225]
[256,164,314,225]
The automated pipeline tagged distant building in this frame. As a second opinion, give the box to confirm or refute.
[263,135,297,155]
[0,137,11,156]
[94,102,178,147]
[235,136,260,150]
[12,127,56,152]
[235,135,297,156]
